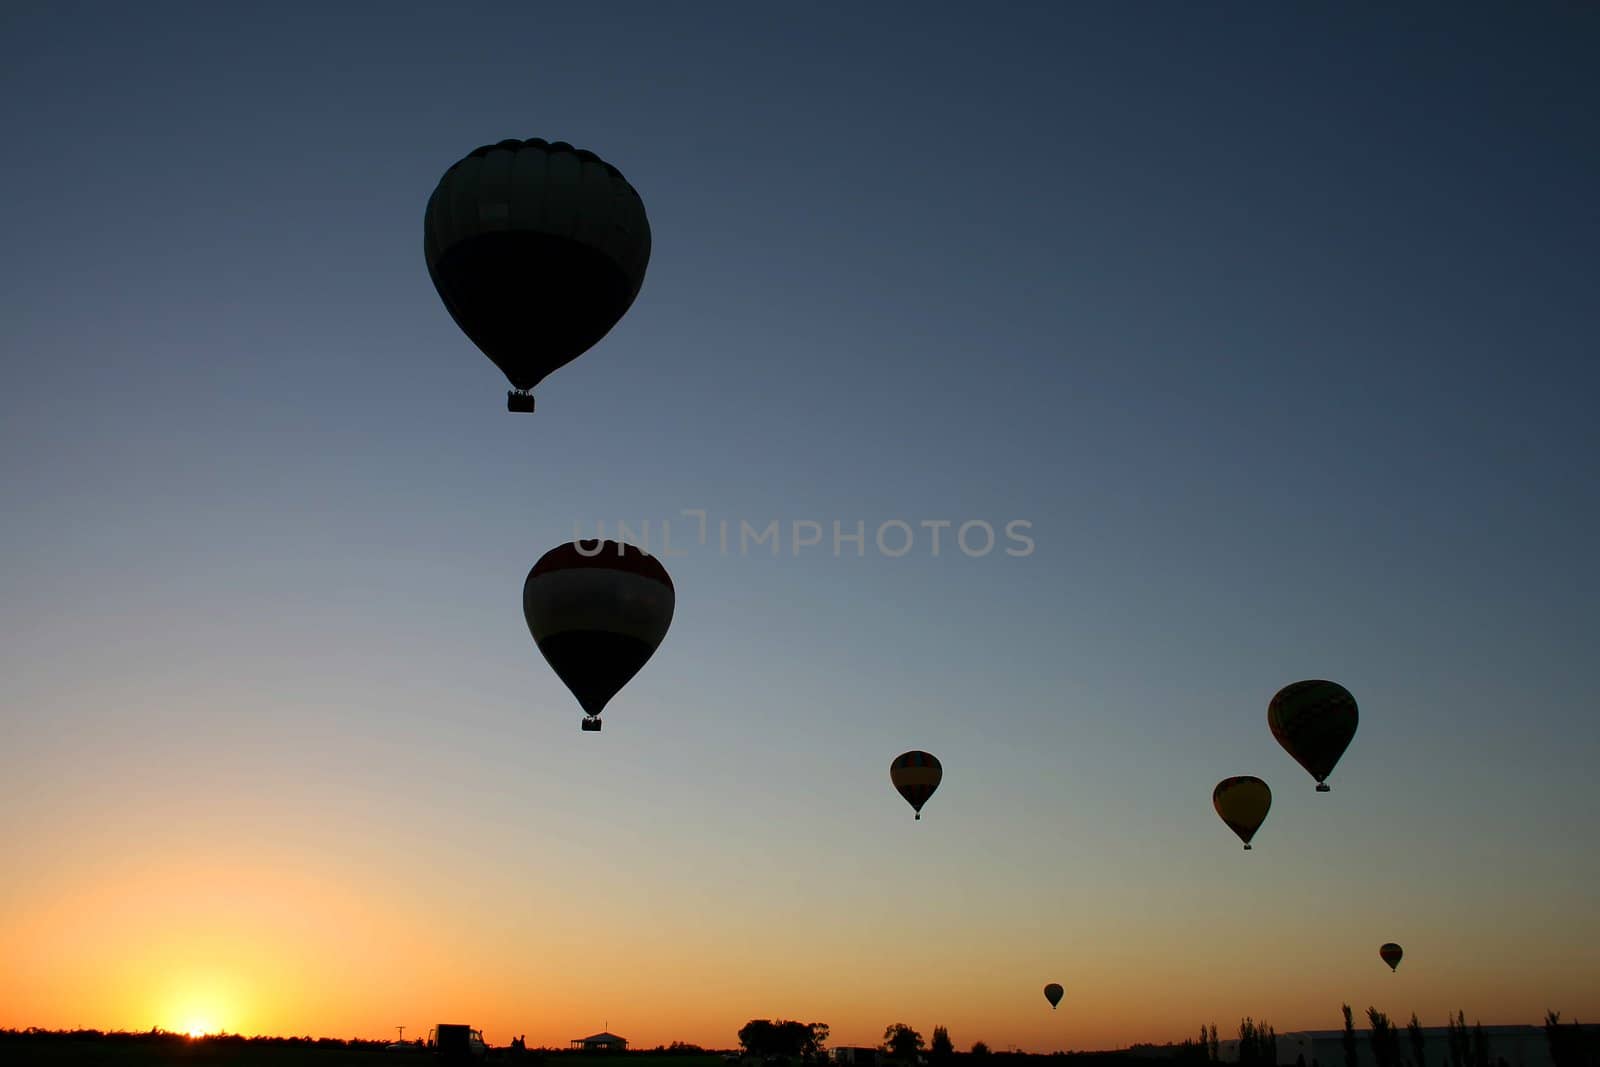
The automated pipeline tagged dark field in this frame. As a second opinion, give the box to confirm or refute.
[0,1039,1162,1067]
[0,1038,741,1067]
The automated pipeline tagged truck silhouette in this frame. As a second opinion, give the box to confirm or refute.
[429,1024,487,1063]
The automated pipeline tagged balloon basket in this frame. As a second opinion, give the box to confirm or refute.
[581,717,602,732]
[1316,782,1331,792]
[508,390,536,413]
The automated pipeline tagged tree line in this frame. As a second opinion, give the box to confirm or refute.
[737,1021,977,1063]
[1166,1007,1597,1067]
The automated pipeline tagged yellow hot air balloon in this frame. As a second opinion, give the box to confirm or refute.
[1212,776,1272,850]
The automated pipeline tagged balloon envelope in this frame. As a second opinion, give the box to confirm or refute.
[425,138,651,394]
[1044,983,1064,1009]
[890,751,942,819]
[1269,679,1359,791]
[1213,775,1272,849]
[522,540,674,721]
[1380,942,1403,971]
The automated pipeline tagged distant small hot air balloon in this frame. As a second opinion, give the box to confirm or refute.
[1044,983,1064,1010]
[425,138,652,412]
[1380,943,1403,971]
[1269,679,1359,792]
[890,751,942,820]
[1213,776,1272,850]
[522,540,674,730]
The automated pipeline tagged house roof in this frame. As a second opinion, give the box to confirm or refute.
[577,1033,628,1043]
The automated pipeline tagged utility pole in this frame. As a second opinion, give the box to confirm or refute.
[397,1027,406,1043]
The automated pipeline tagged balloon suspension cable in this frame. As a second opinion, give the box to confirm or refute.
[1316,782,1331,792]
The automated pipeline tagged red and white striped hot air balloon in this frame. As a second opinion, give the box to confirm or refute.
[522,540,675,731]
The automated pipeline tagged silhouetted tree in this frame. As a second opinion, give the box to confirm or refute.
[1344,1005,1360,1067]
[1542,1013,1600,1067]
[741,1021,777,1058]
[1471,1022,1490,1067]
[1211,1026,1221,1063]
[1546,1018,1566,1067]
[883,1025,924,1062]
[1447,1012,1469,1067]
[1407,1016,1426,1067]
[740,1021,830,1062]
[1238,1018,1279,1067]
[1367,1009,1403,1067]
[931,1027,953,1062]
[807,1024,831,1062]
[971,1042,991,1057]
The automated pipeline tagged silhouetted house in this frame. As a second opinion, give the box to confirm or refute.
[573,1032,628,1052]
[1222,1026,1559,1067]
[833,1048,879,1066]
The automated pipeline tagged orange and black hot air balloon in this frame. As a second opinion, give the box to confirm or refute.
[1213,776,1272,850]
[890,751,942,820]
[425,138,652,412]
[1269,680,1359,792]
[1380,943,1403,971]
[522,540,674,731]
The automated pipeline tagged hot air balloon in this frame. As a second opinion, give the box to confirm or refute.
[890,751,942,820]
[1380,943,1403,971]
[424,138,651,412]
[1268,679,1359,792]
[522,540,674,730]
[1212,776,1272,850]
[1044,983,1064,1010]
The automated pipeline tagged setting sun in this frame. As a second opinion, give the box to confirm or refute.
[184,1020,214,1039]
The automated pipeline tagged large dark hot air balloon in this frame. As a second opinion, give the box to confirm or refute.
[424,138,652,412]
[1269,680,1359,792]
[522,540,674,731]
[1044,983,1064,1010]
[1212,776,1272,850]
[1380,942,1403,971]
[890,751,942,820]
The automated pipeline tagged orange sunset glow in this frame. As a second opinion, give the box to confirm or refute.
[5,2,1600,1065]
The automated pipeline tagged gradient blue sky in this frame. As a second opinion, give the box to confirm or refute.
[2,0,1598,1050]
